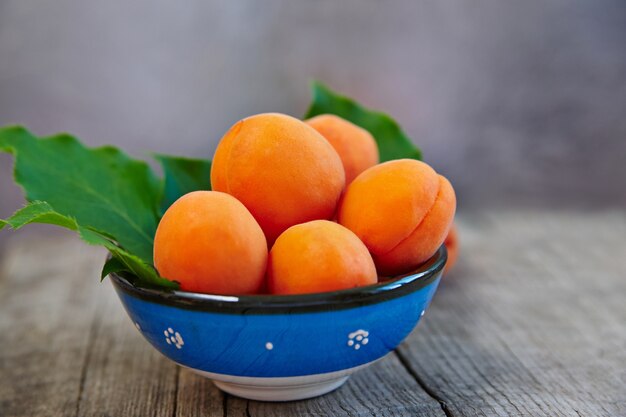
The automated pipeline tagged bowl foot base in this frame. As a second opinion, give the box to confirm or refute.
[213,375,349,401]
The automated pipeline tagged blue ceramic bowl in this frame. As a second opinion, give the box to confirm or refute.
[110,246,446,401]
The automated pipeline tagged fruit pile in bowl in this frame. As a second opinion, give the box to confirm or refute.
[1,83,457,401]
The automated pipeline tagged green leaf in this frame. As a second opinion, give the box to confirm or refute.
[80,230,177,289]
[2,201,78,230]
[101,256,128,281]
[155,154,212,212]
[304,81,422,162]
[2,201,177,289]
[0,126,161,263]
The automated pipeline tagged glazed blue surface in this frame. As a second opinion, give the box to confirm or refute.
[113,275,441,378]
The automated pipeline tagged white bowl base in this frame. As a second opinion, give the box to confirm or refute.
[186,361,379,402]
[213,375,349,401]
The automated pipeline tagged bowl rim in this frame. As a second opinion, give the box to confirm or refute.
[110,246,446,314]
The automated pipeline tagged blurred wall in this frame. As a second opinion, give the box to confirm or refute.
[1,0,625,239]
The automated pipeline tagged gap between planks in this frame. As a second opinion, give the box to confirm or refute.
[395,349,455,417]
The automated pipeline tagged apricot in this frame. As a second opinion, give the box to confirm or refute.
[443,224,459,274]
[154,191,267,295]
[305,114,379,184]
[267,220,377,295]
[211,113,345,245]
[338,159,456,276]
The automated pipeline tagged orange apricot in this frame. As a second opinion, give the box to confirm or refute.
[211,113,345,245]
[443,224,459,274]
[338,159,456,276]
[267,220,377,295]
[305,114,379,184]
[154,191,267,295]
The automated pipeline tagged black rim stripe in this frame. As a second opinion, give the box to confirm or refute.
[110,246,446,314]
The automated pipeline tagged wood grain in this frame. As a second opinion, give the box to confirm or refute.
[398,210,626,416]
[0,234,103,417]
[1,210,625,416]
[74,280,179,417]
[175,368,225,417]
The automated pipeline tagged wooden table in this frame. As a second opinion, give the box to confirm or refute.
[1,210,625,416]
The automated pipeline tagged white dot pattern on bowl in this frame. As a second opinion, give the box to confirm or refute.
[347,329,369,350]
[155,326,385,352]
[163,327,184,349]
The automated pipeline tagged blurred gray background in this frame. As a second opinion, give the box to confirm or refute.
[1,0,625,243]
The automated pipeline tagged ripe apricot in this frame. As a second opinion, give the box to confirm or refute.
[443,224,459,274]
[154,191,267,295]
[338,159,456,276]
[305,114,379,184]
[211,113,345,245]
[267,220,377,295]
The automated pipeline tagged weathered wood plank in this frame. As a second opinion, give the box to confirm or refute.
[0,234,225,417]
[397,210,626,416]
[3,210,625,416]
[75,272,180,417]
[0,234,104,417]
[175,368,225,417]
[226,351,446,417]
